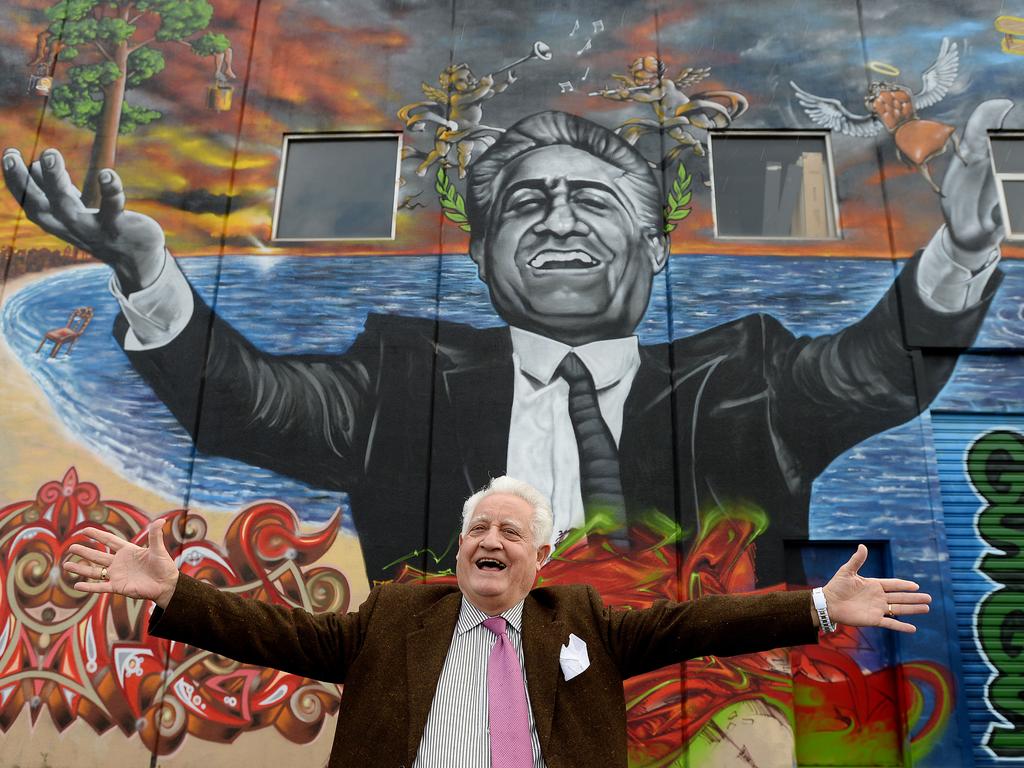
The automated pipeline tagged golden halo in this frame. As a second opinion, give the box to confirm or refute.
[868,61,901,77]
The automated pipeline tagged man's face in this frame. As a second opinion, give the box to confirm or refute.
[470,145,668,345]
[456,493,551,616]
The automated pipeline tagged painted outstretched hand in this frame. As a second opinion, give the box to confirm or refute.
[2,147,166,293]
[63,523,180,610]
[941,99,1015,267]
[821,544,931,633]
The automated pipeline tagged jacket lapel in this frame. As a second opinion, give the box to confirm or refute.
[406,591,462,764]
[521,595,565,755]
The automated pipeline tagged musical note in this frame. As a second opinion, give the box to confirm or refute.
[569,18,579,37]
[581,66,590,81]
[576,38,592,56]
[558,81,574,93]
[592,19,604,33]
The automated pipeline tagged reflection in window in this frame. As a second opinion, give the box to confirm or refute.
[990,133,1024,241]
[709,132,839,239]
[272,133,402,242]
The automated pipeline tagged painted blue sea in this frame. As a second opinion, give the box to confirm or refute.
[3,253,1022,551]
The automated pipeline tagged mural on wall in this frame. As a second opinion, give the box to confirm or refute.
[1,1,1023,766]
[968,429,1024,760]
[935,422,1024,766]
[397,44,548,180]
[995,15,1024,56]
[790,37,961,192]
[0,468,346,753]
[589,55,747,162]
[28,0,235,206]
[4,103,1005,586]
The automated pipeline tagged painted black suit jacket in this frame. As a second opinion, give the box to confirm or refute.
[115,256,1000,583]
[149,574,819,767]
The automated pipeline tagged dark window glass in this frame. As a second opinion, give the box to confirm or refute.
[274,134,400,240]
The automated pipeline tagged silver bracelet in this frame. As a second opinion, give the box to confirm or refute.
[812,587,837,633]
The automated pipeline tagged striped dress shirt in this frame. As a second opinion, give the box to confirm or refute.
[413,598,546,768]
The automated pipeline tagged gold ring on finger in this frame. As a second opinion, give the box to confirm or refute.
[885,603,894,617]
[100,566,108,581]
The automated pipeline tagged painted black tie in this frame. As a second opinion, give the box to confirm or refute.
[556,351,629,545]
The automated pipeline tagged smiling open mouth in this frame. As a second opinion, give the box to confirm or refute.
[528,250,598,270]
[476,559,507,571]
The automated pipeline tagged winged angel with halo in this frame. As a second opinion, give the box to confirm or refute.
[790,37,962,193]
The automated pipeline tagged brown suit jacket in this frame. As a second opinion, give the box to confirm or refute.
[149,575,818,767]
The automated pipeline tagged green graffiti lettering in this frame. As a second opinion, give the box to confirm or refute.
[985,675,1024,758]
[968,430,1024,506]
[969,429,1024,758]
[978,590,1024,666]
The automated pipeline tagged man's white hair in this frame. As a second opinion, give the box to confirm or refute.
[461,476,554,547]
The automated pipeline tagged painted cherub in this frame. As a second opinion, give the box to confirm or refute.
[398,62,516,178]
[790,38,962,193]
[590,55,748,161]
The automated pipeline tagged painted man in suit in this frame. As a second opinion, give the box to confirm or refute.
[1,101,1010,584]
[62,475,931,767]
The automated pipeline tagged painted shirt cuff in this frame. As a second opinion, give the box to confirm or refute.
[915,225,1001,313]
[108,250,194,351]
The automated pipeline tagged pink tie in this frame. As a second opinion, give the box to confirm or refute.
[482,616,533,767]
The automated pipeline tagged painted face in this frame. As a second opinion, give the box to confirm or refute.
[455,493,551,616]
[470,146,667,345]
[446,66,475,91]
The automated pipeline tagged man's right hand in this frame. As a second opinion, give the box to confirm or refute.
[64,522,180,609]
[2,147,166,294]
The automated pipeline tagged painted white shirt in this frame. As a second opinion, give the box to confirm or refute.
[506,327,640,543]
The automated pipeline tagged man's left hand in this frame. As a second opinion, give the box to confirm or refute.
[821,544,931,633]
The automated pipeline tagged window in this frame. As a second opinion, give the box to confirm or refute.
[271,132,402,241]
[709,132,839,239]
[990,133,1024,241]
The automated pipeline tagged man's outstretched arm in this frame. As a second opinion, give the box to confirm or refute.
[602,544,930,679]
[63,523,370,682]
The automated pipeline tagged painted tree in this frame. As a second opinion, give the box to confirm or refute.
[41,0,231,205]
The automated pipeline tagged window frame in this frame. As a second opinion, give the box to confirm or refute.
[270,131,404,243]
[988,131,1024,242]
[707,129,842,241]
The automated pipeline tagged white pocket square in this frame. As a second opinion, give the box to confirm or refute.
[559,633,590,681]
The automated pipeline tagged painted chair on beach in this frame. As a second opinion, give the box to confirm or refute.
[36,306,93,358]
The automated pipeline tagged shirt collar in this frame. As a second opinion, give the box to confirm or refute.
[457,596,526,636]
[509,326,639,390]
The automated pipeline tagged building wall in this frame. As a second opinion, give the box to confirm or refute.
[0,1,1022,766]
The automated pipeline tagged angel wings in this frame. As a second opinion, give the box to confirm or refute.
[789,37,960,137]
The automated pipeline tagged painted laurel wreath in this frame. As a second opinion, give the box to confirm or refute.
[434,162,692,235]
[435,166,472,232]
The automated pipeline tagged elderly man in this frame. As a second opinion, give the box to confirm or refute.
[63,475,930,768]
[2,102,1009,584]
